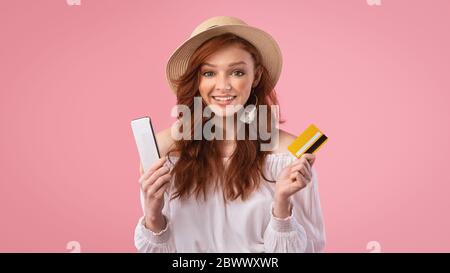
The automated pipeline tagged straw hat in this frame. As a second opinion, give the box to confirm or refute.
[166,16,283,94]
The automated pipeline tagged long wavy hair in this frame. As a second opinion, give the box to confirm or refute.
[167,33,284,202]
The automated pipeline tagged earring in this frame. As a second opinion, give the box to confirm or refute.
[240,92,258,124]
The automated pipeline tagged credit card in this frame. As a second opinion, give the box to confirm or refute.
[288,124,328,158]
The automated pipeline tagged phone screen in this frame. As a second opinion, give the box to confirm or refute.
[131,117,160,172]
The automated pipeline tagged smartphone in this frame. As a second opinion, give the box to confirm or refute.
[131,116,160,173]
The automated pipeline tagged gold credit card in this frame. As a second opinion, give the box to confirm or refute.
[288,124,328,158]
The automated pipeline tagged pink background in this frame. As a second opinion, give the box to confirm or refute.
[1,0,449,252]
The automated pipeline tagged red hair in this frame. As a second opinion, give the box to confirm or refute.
[168,33,284,202]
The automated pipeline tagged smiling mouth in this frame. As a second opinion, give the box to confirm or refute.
[211,96,237,105]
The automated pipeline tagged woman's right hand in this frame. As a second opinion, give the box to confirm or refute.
[139,157,172,229]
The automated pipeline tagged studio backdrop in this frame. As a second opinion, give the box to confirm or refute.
[1,0,449,252]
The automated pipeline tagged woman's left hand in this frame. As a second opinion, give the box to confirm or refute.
[273,154,316,217]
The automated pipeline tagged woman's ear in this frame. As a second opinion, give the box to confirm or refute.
[252,67,262,88]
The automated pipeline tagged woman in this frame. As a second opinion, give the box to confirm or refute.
[134,16,325,252]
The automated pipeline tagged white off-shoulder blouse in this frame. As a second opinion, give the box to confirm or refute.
[134,152,326,253]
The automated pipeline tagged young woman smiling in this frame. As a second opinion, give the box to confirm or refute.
[135,16,325,253]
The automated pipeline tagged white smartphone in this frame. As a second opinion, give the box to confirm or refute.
[131,116,160,173]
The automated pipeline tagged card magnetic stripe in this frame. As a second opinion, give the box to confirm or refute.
[303,133,328,155]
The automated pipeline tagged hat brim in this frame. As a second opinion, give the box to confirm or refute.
[166,24,282,94]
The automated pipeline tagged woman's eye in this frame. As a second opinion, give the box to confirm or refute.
[202,71,214,77]
[232,70,245,77]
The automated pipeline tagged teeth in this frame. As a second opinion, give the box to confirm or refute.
[213,96,235,101]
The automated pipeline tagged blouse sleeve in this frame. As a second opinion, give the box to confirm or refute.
[134,161,177,253]
[263,201,308,252]
[264,154,326,253]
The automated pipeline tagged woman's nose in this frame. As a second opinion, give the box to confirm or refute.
[215,74,231,91]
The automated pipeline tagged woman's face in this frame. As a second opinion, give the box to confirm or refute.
[198,44,261,117]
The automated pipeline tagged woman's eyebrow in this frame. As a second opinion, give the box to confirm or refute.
[202,61,248,68]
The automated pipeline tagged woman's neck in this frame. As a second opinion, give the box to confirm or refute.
[214,115,240,157]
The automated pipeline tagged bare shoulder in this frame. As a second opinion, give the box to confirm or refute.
[155,127,177,157]
[271,129,297,154]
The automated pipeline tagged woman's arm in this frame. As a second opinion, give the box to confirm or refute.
[134,129,177,252]
[134,190,176,253]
